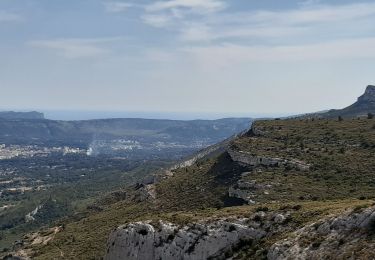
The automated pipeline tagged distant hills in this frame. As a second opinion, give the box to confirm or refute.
[0,116,252,159]
[0,111,44,120]
[0,117,252,145]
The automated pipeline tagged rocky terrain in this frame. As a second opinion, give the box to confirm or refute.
[8,111,374,259]
[105,205,375,260]
[105,218,266,260]
[268,205,375,259]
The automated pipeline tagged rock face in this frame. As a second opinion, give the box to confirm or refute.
[228,185,256,204]
[358,85,375,103]
[105,219,267,260]
[268,206,375,260]
[226,148,310,204]
[228,149,282,167]
[248,123,267,137]
[318,85,375,118]
[228,179,272,204]
[228,149,310,171]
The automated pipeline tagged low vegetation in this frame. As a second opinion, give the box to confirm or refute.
[5,117,375,259]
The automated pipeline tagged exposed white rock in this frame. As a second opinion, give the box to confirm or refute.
[228,186,256,204]
[249,124,267,136]
[228,179,274,204]
[228,149,281,167]
[105,219,267,260]
[274,214,286,224]
[268,206,375,260]
[132,184,156,202]
[25,204,43,223]
[228,149,310,171]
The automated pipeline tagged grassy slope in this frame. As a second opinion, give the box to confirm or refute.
[23,118,375,259]
[232,118,375,202]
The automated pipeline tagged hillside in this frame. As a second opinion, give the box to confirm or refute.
[10,116,375,259]
[0,117,253,252]
[316,85,375,119]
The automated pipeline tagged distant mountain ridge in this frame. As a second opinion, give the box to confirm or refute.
[0,116,252,159]
[0,111,44,120]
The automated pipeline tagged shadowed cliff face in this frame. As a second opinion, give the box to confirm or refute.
[358,85,375,103]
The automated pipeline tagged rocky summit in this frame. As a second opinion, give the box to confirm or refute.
[318,85,375,118]
[358,85,375,103]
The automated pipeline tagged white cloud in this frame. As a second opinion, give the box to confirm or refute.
[110,1,375,47]
[29,38,119,59]
[0,11,22,22]
[104,2,133,13]
[179,23,212,42]
[183,37,375,67]
[141,14,172,27]
[267,2,375,24]
[173,2,375,44]
[298,0,321,7]
[179,23,308,42]
[211,2,375,26]
[145,0,226,13]
[141,0,226,28]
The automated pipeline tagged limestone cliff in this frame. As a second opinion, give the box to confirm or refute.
[105,206,375,260]
[268,206,375,259]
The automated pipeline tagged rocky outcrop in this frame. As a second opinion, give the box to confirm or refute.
[318,85,375,118]
[105,217,271,260]
[226,148,310,204]
[248,122,267,137]
[357,85,375,104]
[25,205,43,223]
[228,149,281,167]
[228,149,310,171]
[229,179,272,204]
[104,208,299,260]
[268,206,375,260]
[228,186,256,204]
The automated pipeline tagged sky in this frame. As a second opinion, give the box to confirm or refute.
[1,0,375,119]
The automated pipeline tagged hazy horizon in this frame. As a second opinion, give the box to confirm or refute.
[0,109,296,121]
[1,0,374,114]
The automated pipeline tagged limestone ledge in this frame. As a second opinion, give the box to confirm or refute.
[228,149,310,171]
